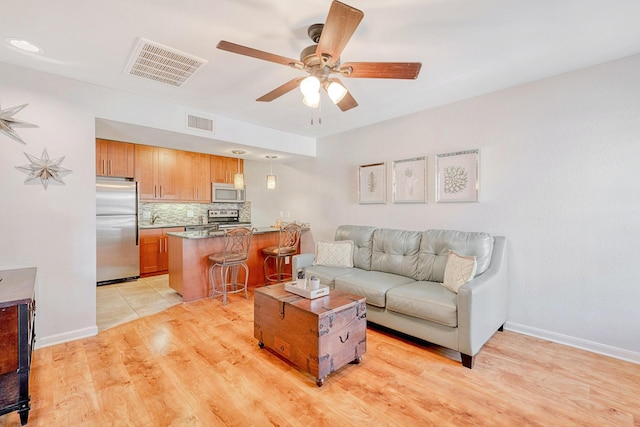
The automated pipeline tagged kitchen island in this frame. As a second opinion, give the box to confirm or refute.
[167,227,299,302]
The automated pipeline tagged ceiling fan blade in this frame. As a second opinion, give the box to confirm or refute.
[336,90,358,112]
[323,78,358,111]
[256,78,304,102]
[316,1,364,62]
[340,62,422,79]
[217,40,303,68]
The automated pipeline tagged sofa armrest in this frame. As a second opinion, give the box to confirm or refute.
[457,236,508,356]
[292,253,315,275]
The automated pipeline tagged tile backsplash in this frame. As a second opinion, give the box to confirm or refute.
[139,201,251,227]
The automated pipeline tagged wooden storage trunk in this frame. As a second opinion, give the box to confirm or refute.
[254,284,366,386]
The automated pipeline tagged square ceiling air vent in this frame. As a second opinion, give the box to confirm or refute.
[125,38,208,87]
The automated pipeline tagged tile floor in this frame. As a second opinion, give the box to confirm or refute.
[96,274,182,331]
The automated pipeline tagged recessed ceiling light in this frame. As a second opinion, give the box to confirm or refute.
[5,38,43,53]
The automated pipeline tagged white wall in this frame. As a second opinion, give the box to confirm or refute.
[273,54,640,362]
[0,62,312,346]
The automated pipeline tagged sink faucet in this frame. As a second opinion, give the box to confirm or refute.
[151,213,160,225]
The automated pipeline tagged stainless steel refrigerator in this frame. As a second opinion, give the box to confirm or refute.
[96,178,140,285]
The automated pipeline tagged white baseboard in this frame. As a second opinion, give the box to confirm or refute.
[34,325,98,349]
[505,321,640,365]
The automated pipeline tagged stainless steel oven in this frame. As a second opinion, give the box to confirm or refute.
[207,209,251,230]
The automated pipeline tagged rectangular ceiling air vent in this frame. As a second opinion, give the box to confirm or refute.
[125,38,208,87]
[186,113,214,133]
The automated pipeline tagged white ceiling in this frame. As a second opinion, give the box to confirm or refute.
[2,0,640,141]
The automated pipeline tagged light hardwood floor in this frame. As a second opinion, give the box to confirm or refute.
[2,279,638,426]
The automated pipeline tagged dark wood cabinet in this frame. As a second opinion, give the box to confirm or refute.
[0,267,36,425]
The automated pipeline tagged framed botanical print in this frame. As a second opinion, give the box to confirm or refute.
[392,156,426,203]
[436,149,479,202]
[358,162,386,204]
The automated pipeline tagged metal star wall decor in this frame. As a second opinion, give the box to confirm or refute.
[16,148,72,189]
[0,103,38,144]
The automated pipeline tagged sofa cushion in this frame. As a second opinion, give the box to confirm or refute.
[313,240,354,268]
[417,229,494,282]
[335,225,377,270]
[371,228,421,279]
[442,250,478,293]
[304,265,359,289]
[386,281,458,327]
[335,270,415,308]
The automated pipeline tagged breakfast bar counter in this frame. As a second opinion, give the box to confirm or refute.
[167,227,298,302]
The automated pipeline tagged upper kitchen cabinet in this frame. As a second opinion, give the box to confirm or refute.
[178,151,211,202]
[96,139,134,178]
[211,155,243,184]
[135,145,179,201]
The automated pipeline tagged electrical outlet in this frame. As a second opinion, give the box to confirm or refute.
[187,210,193,218]
[285,256,290,265]
[143,211,151,219]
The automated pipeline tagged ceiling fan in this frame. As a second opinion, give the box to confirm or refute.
[216,0,422,112]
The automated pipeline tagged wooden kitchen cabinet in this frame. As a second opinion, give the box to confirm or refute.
[179,151,211,202]
[135,145,179,201]
[139,227,184,276]
[0,267,36,426]
[211,155,243,184]
[96,138,135,178]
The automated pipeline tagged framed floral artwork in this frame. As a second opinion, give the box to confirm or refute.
[358,162,386,204]
[436,149,479,202]
[392,156,426,203]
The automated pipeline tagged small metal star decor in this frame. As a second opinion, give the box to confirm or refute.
[16,148,72,189]
[0,103,38,144]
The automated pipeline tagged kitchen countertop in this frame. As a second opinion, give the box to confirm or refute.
[166,226,281,239]
[167,226,310,240]
[139,223,196,229]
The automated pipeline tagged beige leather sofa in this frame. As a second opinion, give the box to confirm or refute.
[292,225,508,368]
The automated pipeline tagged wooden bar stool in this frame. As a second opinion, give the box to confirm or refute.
[208,227,254,305]
[262,223,302,283]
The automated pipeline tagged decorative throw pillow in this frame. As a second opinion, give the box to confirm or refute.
[442,250,477,293]
[313,240,355,268]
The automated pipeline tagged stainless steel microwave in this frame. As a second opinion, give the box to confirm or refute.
[212,183,245,203]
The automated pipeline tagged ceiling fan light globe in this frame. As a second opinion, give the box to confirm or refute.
[327,81,348,104]
[300,76,320,97]
[302,92,320,108]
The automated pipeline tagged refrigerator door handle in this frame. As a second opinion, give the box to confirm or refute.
[136,182,139,245]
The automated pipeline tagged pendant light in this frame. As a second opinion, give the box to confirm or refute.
[231,150,245,189]
[265,155,277,190]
